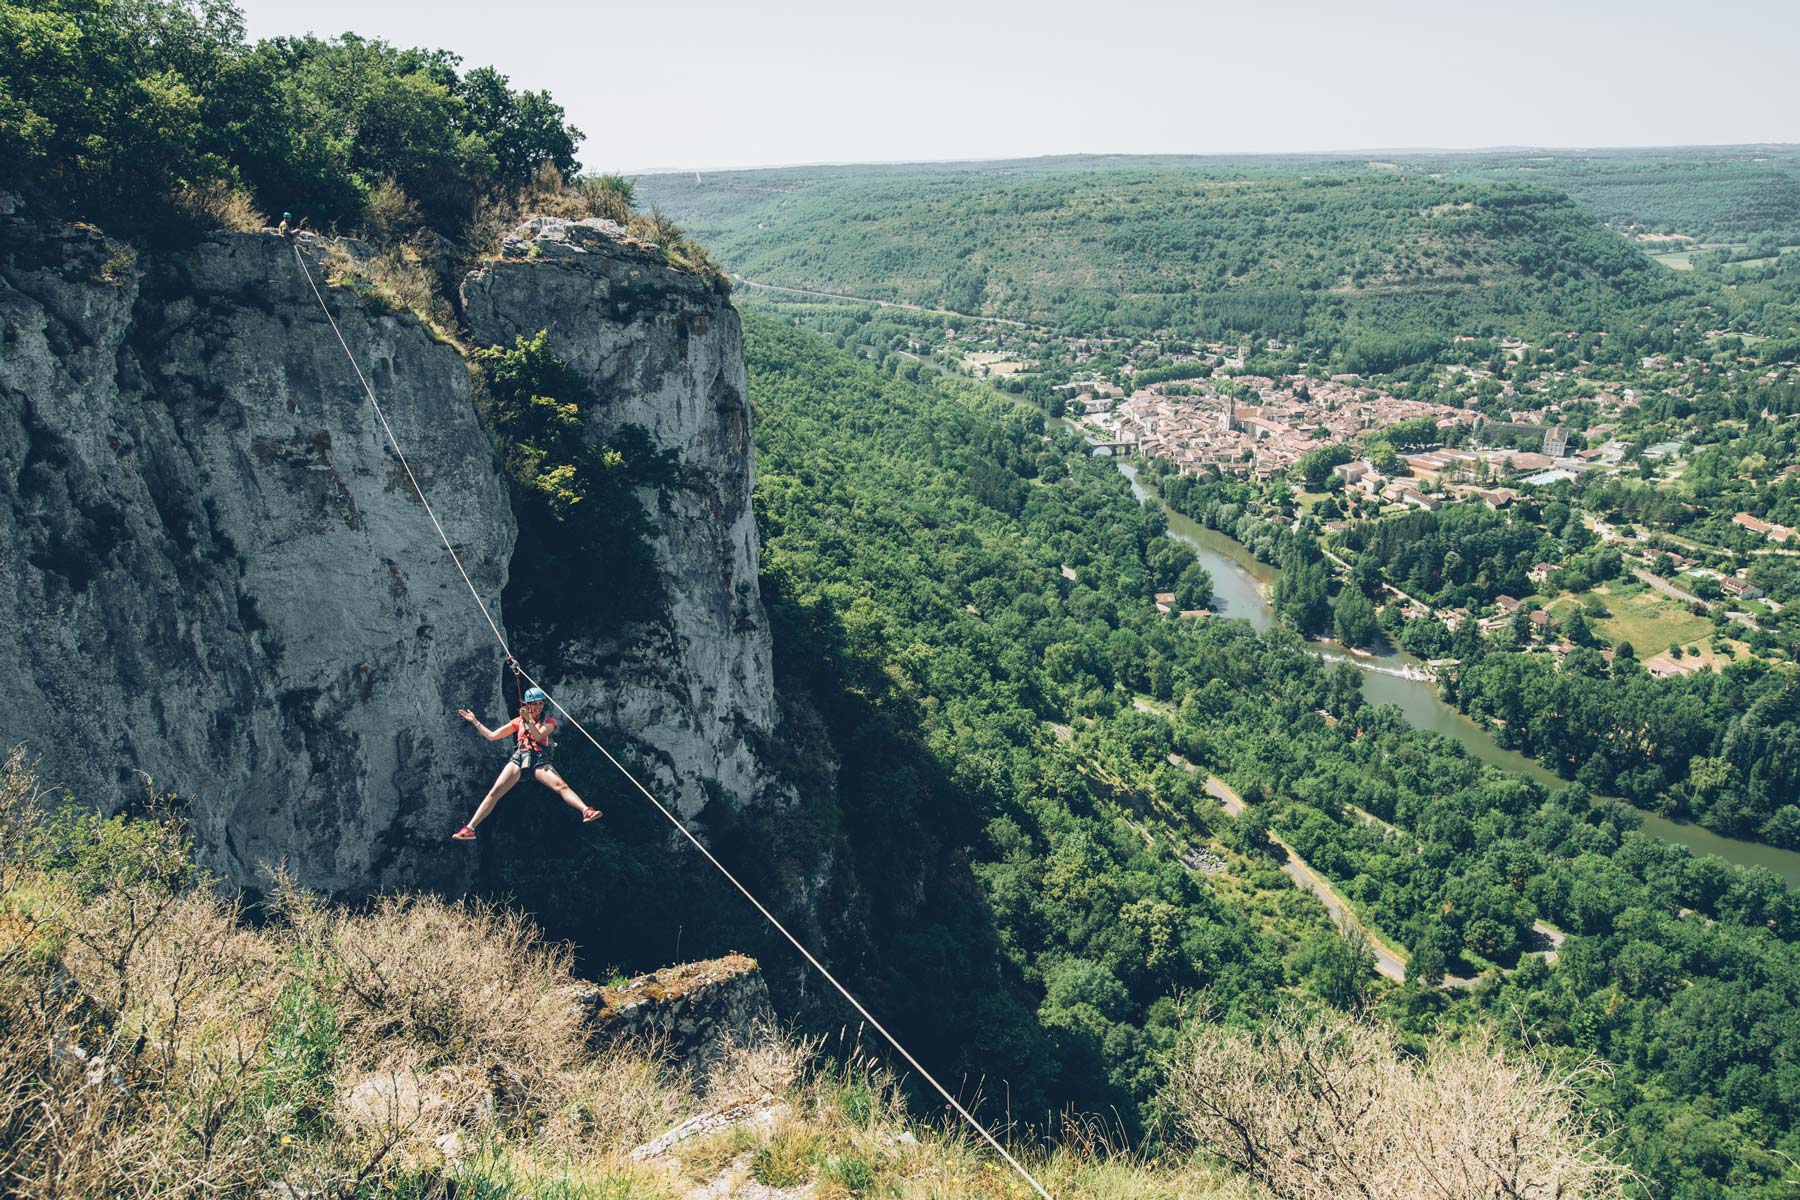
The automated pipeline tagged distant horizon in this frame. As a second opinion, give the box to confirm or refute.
[623,141,1800,177]
[232,0,1800,179]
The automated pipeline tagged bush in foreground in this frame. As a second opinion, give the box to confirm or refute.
[1166,1003,1637,1200]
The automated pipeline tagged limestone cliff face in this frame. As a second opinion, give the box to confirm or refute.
[462,218,782,822]
[0,204,777,895]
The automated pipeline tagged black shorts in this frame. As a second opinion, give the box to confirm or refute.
[509,746,556,774]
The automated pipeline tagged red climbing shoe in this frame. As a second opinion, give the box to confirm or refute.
[580,806,603,824]
[451,825,477,841]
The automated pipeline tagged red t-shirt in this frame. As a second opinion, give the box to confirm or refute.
[505,715,558,752]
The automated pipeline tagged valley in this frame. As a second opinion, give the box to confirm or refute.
[6,5,1800,1195]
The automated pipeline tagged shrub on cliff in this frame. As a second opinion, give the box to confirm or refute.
[473,330,676,637]
[0,750,693,1197]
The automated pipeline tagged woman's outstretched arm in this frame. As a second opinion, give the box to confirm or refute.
[458,709,516,742]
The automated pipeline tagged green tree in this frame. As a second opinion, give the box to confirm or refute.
[1174,561,1213,611]
[1296,928,1376,1009]
[1275,550,1331,636]
[1333,590,1379,649]
[1298,444,1354,488]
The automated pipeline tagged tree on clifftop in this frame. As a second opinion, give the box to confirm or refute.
[0,0,582,237]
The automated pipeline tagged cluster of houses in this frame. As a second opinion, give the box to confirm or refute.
[1733,512,1797,544]
[1093,376,1470,480]
[1085,370,1622,499]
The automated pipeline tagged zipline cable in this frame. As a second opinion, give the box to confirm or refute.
[290,240,1058,1200]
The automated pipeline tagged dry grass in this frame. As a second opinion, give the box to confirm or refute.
[0,752,710,1198]
[316,164,718,363]
[362,177,424,246]
[327,893,584,1081]
[171,179,267,233]
[661,1047,1257,1200]
[465,162,634,265]
[1,751,1309,1200]
[463,164,721,281]
[317,238,460,346]
[1,779,281,1198]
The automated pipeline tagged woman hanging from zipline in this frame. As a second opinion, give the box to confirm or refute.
[452,686,601,840]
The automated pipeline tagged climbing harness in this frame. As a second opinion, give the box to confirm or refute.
[288,241,1058,1200]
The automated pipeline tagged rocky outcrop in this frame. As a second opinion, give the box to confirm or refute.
[0,205,778,895]
[463,218,781,821]
[576,953,773,1063]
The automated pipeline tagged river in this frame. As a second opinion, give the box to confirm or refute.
[1097,458,1800,886]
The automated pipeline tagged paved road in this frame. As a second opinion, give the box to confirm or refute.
[1203,776,1407,982]
[1632,566,1710,609]
[1531,920,1566,964]
[1273,842,1409,981]
[1205,775,1245,815]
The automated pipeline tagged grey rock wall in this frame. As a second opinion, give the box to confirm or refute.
[0,209,777,895]
[463,218,782,823]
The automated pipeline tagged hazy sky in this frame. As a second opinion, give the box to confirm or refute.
[235,0,1800,172]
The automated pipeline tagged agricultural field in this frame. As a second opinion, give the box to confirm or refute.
[1565,581,1715,650]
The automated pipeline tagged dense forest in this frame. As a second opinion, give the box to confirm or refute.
[704,315,1799,1198]
[1382,147,1800,244]
[638,166,1706,359]
[642,147,1800,246]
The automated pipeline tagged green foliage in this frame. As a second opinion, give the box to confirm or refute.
[1332,589,1379,650]
[1274,546,1331,636]
[476,331,601,517]
[1340,501,1553,608]
[35,801,199,898]
[1395,145,1800,244]
[741,311,1283,1122]
[1297,443,1353,488]
[1451,650,1800,844]
[474,330,672,638]
[258,954,340,1136]
[1342,333,1443,376]
[722,311,1800,1198]
[0,0,582,237]
[1380,416,1443,450]
[1294,928,1376,1009]
[1174,561,1213,612]
[750,1129,817,1187]
[1133,361,1214,386]
[818,1153,877,1192]
[1226,808,1272,859]
[640,163,1702,362]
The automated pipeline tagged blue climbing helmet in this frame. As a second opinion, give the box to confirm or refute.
[523,687,547,704]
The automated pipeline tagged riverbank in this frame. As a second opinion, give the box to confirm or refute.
[1099,449,1800,888]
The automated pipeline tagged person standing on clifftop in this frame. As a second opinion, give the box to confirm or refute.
[452,687,601,840]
